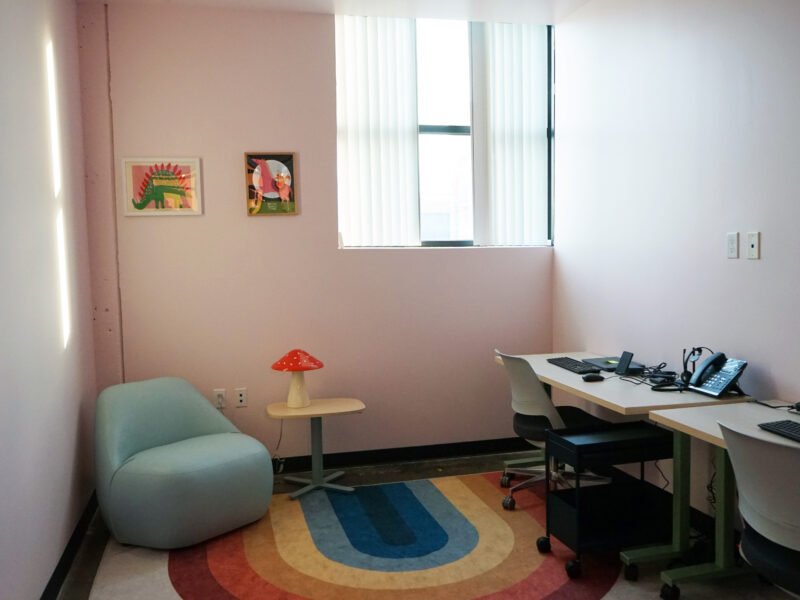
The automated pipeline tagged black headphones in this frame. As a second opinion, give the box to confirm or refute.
[652,346,713,392]
[681,347,711,384]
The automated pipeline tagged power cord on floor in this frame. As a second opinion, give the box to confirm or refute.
[706,468,717,511]
[654,460,670,490]
[271,420,285,473]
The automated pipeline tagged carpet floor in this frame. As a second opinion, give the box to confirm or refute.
[85,472,784,600]
[88,473,622,599]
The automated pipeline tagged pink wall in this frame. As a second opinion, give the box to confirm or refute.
[80,3,125,393]
[554,0,800,506]
[0,1,97,597]
[81,4,553,458]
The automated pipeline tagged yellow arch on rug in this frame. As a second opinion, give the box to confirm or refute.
[245,475,528,590]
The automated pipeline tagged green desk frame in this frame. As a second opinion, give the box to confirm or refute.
[620,433,748,597]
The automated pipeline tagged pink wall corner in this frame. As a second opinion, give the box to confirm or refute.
[79,2,125,394]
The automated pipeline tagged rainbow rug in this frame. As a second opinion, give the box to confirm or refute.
[88,473,622,599]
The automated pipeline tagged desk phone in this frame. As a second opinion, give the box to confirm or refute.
[688,352,747,397]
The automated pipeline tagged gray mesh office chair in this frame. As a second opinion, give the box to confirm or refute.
[719,422,800,597]
[496,350,609,510]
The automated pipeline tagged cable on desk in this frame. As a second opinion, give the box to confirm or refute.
[619,363,679,389]
[749,398,796,410]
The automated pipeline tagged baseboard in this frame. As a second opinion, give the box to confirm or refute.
[278,436,531,473]
[40,493,98,600]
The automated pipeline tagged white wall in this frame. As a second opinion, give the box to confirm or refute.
[0,1,97,598]
[554,0,800,505]
[79,3,553,458]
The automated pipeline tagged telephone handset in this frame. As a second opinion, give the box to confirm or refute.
[688,352,747,397]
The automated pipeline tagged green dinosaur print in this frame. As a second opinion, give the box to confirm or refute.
[132,168,190,210]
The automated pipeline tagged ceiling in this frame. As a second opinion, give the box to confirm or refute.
[100,0,592,24]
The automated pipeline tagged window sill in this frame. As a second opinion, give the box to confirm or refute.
[337,243,553,250]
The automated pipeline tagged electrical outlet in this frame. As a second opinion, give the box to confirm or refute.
[235,387,248,407]
[213,388,226,409]
[726,232,739,259]
[746,232,761,259]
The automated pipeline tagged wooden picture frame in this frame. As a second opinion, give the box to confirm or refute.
[244,152,297,216]
[122,158,202,216]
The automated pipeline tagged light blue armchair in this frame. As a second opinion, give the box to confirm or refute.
[95,377,273,549]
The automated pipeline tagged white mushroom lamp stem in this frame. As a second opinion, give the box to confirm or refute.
[287,371,309,408]
[271,349,324,409]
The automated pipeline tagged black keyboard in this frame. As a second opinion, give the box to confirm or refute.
[546,356,601,375]
[758,420,800,443]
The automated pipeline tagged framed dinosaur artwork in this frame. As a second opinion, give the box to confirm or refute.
[122,157,202,216]
[244,152,297,216]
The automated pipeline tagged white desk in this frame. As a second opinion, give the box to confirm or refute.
[498,352,749,585]
[510,352,747,415]
[650,401,800,447]
[646,402,800,595]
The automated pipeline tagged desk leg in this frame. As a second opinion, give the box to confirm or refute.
[620,430,691,568]
[659,446,747,590]
[284,417,356,499]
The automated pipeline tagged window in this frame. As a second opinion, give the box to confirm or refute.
[335,16,552,247]
[416,20,473,244]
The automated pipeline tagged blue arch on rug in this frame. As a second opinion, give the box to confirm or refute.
[300,480,479,571]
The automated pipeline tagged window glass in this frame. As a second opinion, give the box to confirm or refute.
[418,133,473,242]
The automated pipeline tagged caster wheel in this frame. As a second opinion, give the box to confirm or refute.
[623,563,639,581]
[500,475,512,488]
[565,560,581,579]
[536,536,551,554]
[502,495,516,510]
[660,583,680,600]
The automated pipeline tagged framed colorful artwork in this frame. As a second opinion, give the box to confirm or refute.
[122,158,202,216]
[244,152,297,216]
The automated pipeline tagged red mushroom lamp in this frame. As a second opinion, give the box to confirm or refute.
[271,349,324,408]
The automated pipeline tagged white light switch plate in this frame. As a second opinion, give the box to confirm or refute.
[726,232,739,259]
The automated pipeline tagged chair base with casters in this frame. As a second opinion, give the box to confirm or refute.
[500,407,609,511]
[499,448,546,510]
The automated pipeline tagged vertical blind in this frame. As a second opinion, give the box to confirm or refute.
[482,22,550,246]
[335,15,420,247]
[335,16,549,247]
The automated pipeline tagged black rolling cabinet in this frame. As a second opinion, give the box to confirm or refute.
[538,421,674,579]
